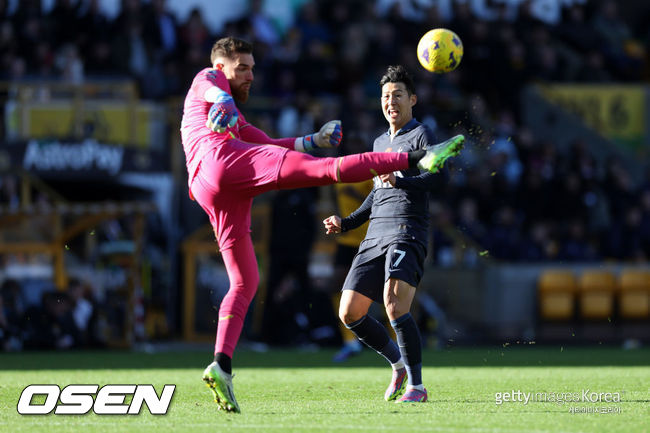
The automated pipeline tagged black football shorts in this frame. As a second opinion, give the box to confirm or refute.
[341,236,426,303]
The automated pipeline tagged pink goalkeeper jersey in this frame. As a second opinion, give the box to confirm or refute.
[180,67,295,189]
[180,68,246,187]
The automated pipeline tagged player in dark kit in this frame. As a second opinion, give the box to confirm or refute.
[323,65,464,403]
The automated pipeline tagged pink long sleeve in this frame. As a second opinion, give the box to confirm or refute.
[239,123,296,150]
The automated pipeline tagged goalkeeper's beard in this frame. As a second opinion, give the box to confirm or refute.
[232,85,250,104]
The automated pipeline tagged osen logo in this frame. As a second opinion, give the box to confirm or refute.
[17,384,175,415]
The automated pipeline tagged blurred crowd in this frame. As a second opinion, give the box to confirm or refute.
[433,130,650,264]
[2,0,650,349]
[0,276,104,351]
[2,1,649,98]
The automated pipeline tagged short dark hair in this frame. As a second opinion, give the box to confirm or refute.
[210,37,253,64]
[379,65,416,95]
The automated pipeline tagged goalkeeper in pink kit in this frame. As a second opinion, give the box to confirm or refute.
[180,37,464,412]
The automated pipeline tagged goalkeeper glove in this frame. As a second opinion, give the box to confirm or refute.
[206,88,239,133]
[295,120,342,152]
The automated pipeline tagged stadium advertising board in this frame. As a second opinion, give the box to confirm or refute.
[1,139,167,178]
[5,101,164,149]
[540,84,646,150]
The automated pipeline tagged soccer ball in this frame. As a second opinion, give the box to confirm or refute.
[417,28,463,73]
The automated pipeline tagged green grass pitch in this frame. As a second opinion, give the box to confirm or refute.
[0,346,648,433]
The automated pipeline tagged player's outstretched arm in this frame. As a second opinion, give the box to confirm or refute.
[322,191,374,236]
[323,215,342,234]
[294,120,342,152]
[337,189,375,232]
[239,119,342,152]
[238,123,296,149]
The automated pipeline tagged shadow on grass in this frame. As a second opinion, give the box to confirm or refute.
[0,346,649,370]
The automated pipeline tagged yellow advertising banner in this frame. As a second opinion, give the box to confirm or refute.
[8,101,160,148]
[539,85,645,149]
